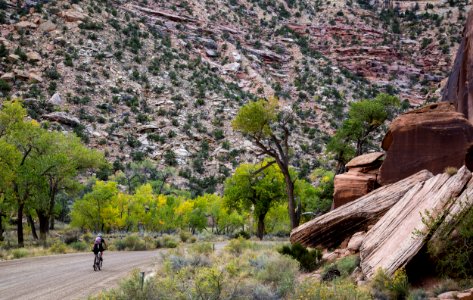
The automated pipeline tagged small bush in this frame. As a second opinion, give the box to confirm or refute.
[0,79,11,94]
[12,248,28,259]
[122,235,146,251]
[225,238,253,255]
[371,268,409,300]
[408,289,429,300]
[295,278,372,300]
[432,279,461,296]
[278,243,322,272]
[255,253,299,297]
[179,231,192,243]
[50,241,67,254]
[62,228,81,244]
[113,239,127,251]
[82,232,93,243]
[156,235,178,249]
[232,230,250,239]
[444,166,458,176]
[70,241,87,251]
[322,254,359,280]
[428,207,473,278]
[189,242,213,255]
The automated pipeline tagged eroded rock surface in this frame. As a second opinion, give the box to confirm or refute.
[442,8,473,123]
[333,152,383,208]
[379,103,473,185]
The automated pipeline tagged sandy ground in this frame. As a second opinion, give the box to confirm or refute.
[0,250,162,300]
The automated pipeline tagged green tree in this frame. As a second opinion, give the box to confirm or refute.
[70,181,119,232]
[327,93,400,173]
[32,131,104,240]
[232,98,301,229]
[0,101,44,246]
[224,160,286,239]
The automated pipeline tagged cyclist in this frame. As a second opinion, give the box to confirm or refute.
[93,233,107,261]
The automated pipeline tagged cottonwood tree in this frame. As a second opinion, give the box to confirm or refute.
[224,160,286,239]
[327,93,400,174]
[33,131,104,240]
[232,98,302,229]
[0,100,103,245]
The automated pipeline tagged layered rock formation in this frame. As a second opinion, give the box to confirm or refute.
[290,170,433,248]
[361,166,471,279]
[379,102,473,185]
[292,166,473,280]
[332,152,384,208]
[442,8,473,123]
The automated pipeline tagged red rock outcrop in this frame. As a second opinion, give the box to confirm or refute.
[333,152,384,208]
[379,102,473,185]
[442,8,473,123]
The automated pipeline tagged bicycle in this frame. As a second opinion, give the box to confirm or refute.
[93,252,102,271]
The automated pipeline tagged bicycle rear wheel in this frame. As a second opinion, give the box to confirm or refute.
[93,255,98,271]
[97,253,102,271]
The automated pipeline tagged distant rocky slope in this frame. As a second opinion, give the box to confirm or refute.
[0,0,469,193]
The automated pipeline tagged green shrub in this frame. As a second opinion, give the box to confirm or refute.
[322,254,360,280]
[278,243,322,272]
[70,241,88,251]
[225,238,253,255]
[371,268,409,300]
[122,235,146,251]
[408,289,429,300]
[113,239,127,251]
[179,230,192,243]
[432,279,461,296]
[0,79,11,94]
[255,253,299,297]
[12,248,28,259]
[82,232,93,243]
[295,278,372,300]
[428,207,473,278]
[189,242,213,255]
[156,235,178,249]
[50,241,67,254]
[62,228,81,244]
[232,230,250,239]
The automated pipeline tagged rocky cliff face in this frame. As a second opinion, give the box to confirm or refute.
[379,102,473,185]
[0,0,468,192]
[442,5,473,123]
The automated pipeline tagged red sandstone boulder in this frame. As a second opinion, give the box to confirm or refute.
[333,152,383,208]
[379,102,473,185]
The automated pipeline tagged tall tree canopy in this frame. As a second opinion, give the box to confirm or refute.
[0,100,104,246]
[224,160,286,239]
[327,93,400,173]
[232,98,302,229]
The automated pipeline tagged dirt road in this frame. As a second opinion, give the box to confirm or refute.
[0,250,162,300]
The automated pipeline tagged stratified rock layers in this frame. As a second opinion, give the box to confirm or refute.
[333,152,383,208]
[379,103,473,185]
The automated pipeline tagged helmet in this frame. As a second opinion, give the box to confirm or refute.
[98,233,102,237]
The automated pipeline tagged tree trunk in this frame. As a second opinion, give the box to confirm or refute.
[281,166,299,229]
[257,214,265,240]
[26,214,38,240]
[49,217,55,230]
[17,203,24,247]
[0,212,4,242]
[48,182,57,230]
[37,211,49,242]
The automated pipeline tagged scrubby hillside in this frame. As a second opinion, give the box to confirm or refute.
[0,0,469,193]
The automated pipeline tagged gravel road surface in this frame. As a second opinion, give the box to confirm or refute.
[0,250,162,300]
